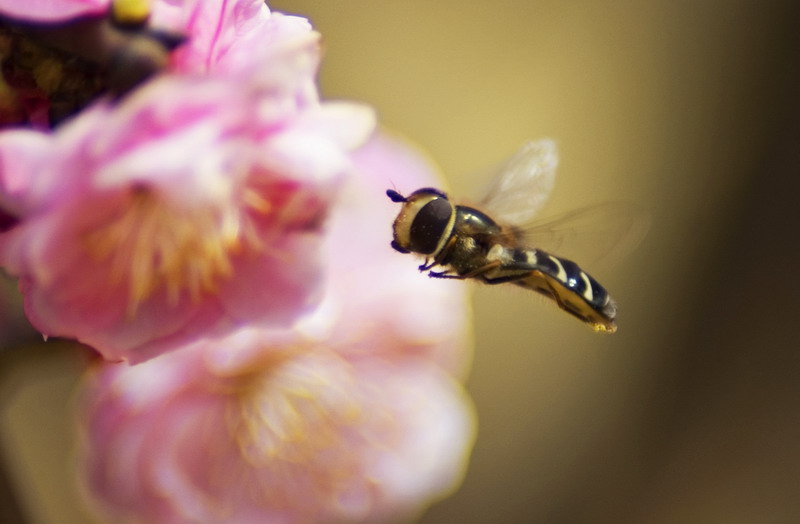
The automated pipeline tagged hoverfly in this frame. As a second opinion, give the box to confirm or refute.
[387,139,647,333]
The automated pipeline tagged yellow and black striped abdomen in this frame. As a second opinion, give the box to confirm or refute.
[512,248,618,333]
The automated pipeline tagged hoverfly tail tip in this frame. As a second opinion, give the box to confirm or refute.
[591,322,617,334]
[386,189,406,202]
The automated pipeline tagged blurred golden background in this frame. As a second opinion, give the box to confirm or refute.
[2,0,800,522]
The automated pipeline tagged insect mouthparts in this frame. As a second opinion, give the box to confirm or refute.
[390,240,410,253]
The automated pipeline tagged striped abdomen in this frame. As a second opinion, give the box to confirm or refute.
[504,247,618,333]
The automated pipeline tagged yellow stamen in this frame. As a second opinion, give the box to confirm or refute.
[243,188,273,215]
[82,187,261,315]
[230,354,364,468]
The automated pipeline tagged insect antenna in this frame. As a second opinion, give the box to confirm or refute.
[386,189,407,202]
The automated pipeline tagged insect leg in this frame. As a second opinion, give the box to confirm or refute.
[419,258,436,271]
[481,271,531,285]
[428,260,504,280]
[419,235,458,272]
[530,274,588,320]
[427,270,464,279]
[481,273,535,285]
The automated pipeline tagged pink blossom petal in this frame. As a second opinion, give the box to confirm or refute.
[0,0,109,22]
[165,1,316,79]
[288,102,377,151]
[0,130,50,215]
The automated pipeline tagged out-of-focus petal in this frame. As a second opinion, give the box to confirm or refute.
[288,102,377,151]
[0,0,109,22]
[164,1,316,78]
[0,130,50,216]
[78,334,476,523]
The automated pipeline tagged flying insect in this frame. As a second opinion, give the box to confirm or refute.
[387,139,646,333]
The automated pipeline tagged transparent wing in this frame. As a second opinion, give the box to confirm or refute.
[508,202,651,270]
[479,139,558,225]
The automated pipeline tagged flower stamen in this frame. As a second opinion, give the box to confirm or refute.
[230,355,363,468]
[83,186,256,315]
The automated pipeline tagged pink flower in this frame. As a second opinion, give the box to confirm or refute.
[76,133,475,523]
[0,49,375,362]
[79,342,474,524]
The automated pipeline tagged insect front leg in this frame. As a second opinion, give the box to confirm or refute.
[419,235,458,272]
[419,258,437,271]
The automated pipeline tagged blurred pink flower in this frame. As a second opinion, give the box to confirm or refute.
[77,133,475,523]
[0,56,375,363]
[79,341,474,524]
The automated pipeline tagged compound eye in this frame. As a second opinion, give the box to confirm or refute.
[409,198,453,254]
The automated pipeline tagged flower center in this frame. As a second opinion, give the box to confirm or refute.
[230,353,363,468]
[83,186,262,314]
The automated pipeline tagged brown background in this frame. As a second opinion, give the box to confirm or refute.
[2,1,800,522]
